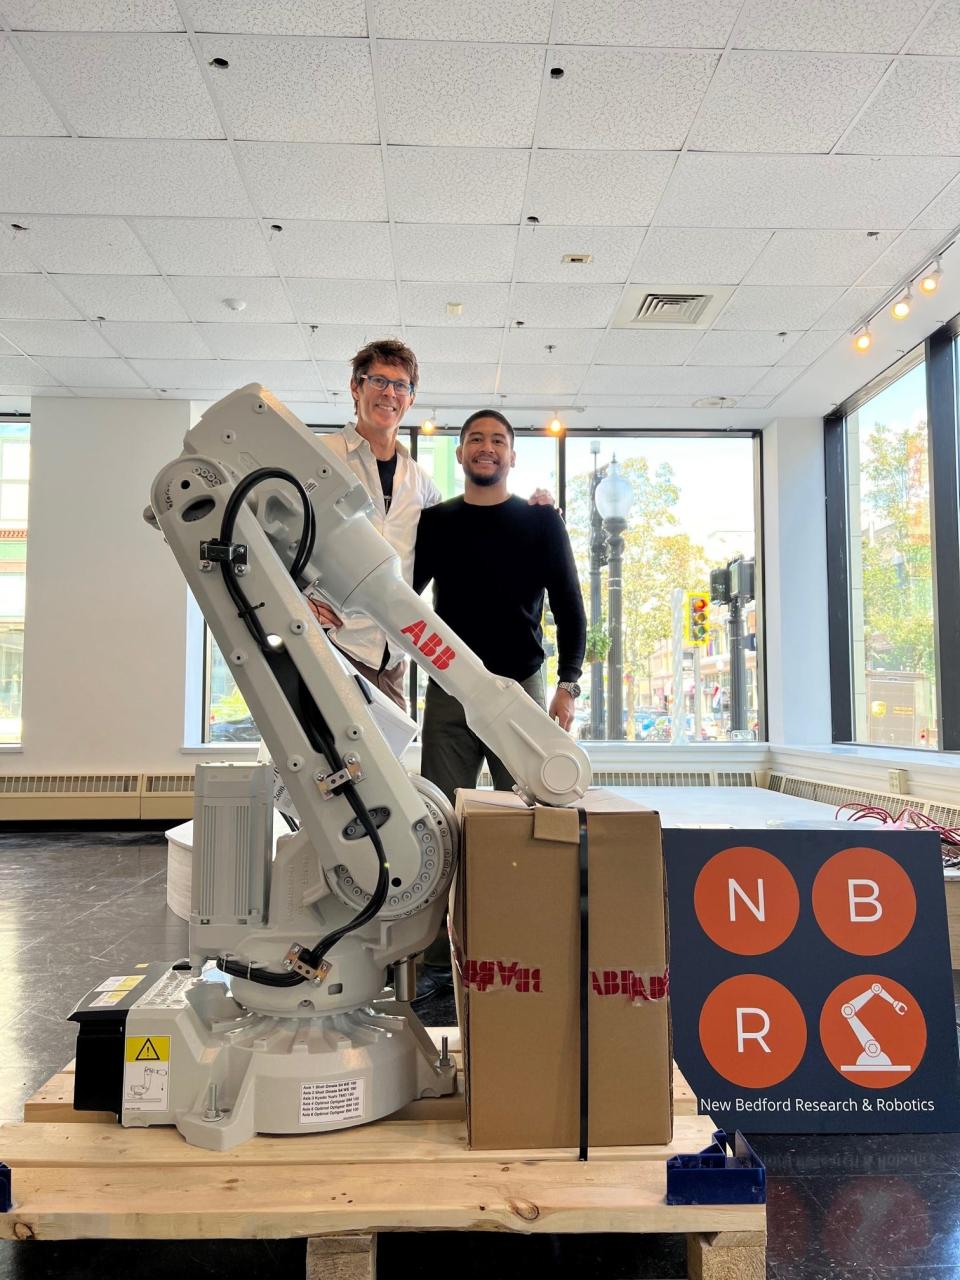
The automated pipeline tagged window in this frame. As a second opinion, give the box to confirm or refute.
[565,435,760,743]
[0,423,28,746]
[845,359,936,749]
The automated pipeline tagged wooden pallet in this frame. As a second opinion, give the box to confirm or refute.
[1,1030,765,1280]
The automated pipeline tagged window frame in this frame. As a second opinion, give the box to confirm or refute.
[825,318,960,751]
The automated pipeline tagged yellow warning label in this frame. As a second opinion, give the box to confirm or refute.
[125,1035,170,1063]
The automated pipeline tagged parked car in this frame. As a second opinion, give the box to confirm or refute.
[210,714,260,742]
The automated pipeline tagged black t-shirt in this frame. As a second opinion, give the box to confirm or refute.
[413,495,586,683]
[376,454,398,512]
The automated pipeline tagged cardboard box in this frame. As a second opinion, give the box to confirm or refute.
[452,789,672,1150]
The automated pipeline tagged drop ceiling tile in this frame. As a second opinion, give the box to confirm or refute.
[810,287,886,331]
[856,229,948,286]
[0,333,16,355]
[503,326,602,364]
[688,51,888,153]
[18,33,223,138]
[405,326,503,363]
[554,0,740,46]
[0,138,253,217]
[593,329,701,364]
[749,366,801,397]
[689,330,803,366]
[400,282,509,328]
[373,0,552,41]
[398,225,518,284]
[910,0,960,54]
[417,363,498,394]
[583,365,768,395]
[912,175,960,230]
[655,154,960,229]
[0,274,81,319]
[267,221,393,279]
[498,364,587,395]
[745,230,896,287]
[511,283,621,328]
[304,324,395,361]
[187,1,367,35]
[777,329,844,366]
[168,275,293,322]
[526,151,677,226]
[312,361,353,392]
[0,35,67,135]
[236,143,386,220]
[0,318,114,356]
[736,396,774,408]
[734,0,930,52]
[387,148,528,224]
[515,226,643,284]
[840,58,960,155]
[715,286,843,330]
[97,321,213,358]
[655,395,739,407]
[131,218,274,276]
[0,355,60,384]
[538,48,718,150]
[34,356,146,387]
[197,322,308,360]
[198,36,377,143]
[57,274,186,321]
[378,42,543,148]
[630,228,770,285]
[0,228,37,273]
[3,1,183,30]
[4,215,157,275]
[71,386,161,397]
[555,393,657,406]
[287,278,399,326]
[130,358,321,390]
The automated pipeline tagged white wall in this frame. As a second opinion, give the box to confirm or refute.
[762,417,833,745]
[13,396,246,773]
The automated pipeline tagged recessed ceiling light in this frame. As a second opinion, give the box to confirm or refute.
[694,396,737,408]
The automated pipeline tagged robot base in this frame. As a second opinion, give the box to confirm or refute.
[122,979,455,1152]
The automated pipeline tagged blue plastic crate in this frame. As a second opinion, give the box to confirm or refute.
[666,1129,766,1205]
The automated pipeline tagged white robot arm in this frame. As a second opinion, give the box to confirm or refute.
[130,384,591,1148]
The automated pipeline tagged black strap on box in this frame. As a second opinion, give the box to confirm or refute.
[577,806,589,1162]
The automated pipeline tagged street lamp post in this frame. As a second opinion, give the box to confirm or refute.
[595,456,634,742]
[588,443,607,740]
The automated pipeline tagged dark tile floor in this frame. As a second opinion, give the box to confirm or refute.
[1,831,959,1278]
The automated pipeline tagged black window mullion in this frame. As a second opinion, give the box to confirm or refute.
[824,411,853,742]
[926,326,960,750]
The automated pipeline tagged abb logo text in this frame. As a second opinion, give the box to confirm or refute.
[401,620,455,671]
[463,959,541,992]
[592,968,671,1002]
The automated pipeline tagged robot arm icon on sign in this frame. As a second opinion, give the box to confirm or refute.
[841,982,911,1073]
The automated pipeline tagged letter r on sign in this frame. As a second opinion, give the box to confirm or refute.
[848,878,882,923]
[736,1007,772,1055]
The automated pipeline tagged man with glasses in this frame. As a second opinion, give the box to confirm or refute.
[307,338,439,709]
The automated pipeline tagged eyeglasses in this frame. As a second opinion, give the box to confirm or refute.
[358,374,415,397]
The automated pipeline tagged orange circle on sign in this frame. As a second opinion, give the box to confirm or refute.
[812,848,916,955]
[699,975,807,1088]
[819,974,926,1088]
[694,846,800,954]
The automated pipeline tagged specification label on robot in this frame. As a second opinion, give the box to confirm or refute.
[300,1078,364,1124]
[122,1035,171,1113]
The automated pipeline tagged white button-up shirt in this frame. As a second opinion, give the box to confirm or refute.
[320,420,442,669]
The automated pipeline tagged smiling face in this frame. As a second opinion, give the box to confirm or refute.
[350,359,416,438]
[457,416,516,488]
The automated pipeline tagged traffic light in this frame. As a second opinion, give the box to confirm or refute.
[684,591,710,647]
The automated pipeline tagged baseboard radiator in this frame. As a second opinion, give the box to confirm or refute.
[767,772,960,829]
[0,773,194,821]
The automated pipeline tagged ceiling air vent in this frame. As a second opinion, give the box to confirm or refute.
[613,284,735,330]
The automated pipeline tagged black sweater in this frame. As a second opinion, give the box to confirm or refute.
[413,495,586,683]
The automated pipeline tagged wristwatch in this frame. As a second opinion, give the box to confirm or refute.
[557,680,581,698]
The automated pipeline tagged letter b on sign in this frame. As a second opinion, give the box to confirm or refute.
[812,848,916,955]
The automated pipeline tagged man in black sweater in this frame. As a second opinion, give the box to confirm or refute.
[413,409,587,803]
